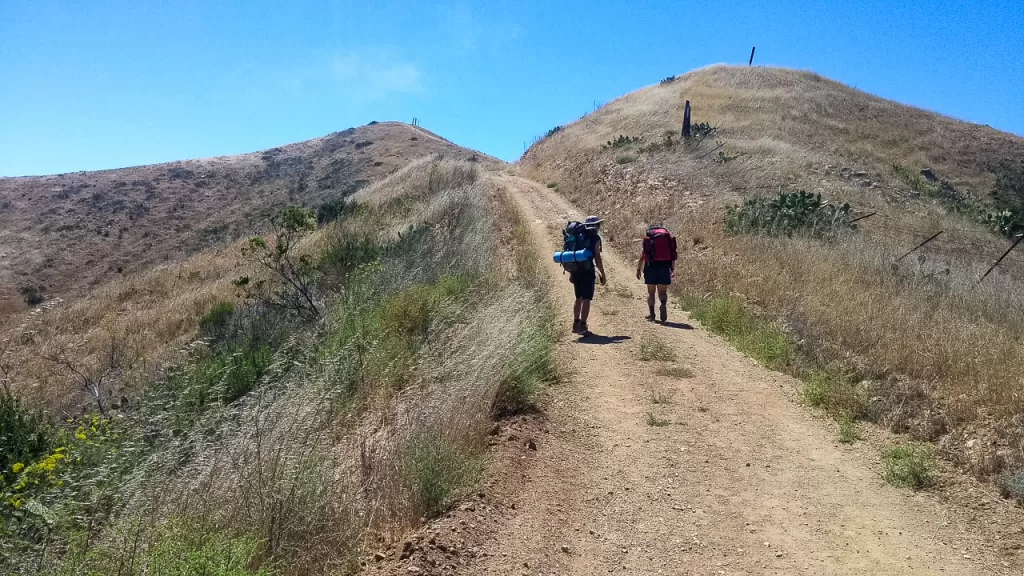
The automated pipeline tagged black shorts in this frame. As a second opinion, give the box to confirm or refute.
[644,261,672,285]
[571,271,596,300]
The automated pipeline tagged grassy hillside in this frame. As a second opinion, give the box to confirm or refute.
[520,65,1024,492]
[0,157,554,575]
[0,122,489,318]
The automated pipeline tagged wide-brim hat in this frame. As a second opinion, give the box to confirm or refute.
[583,215,604,227]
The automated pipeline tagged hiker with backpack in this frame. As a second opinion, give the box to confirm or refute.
[552,215,606,336]
[636,225,677,322]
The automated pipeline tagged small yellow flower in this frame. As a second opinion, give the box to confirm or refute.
[75,432,87,441]
[53,447,66,453]
[11,463,24,474]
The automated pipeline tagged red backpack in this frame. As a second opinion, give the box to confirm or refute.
[644,227,677,262]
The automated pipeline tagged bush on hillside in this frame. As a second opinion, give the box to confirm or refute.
[603,135,641,149]
[545,126,563,138]
[724,191,856,238]
[660,75,677,85]
[0,391,53,485]
[992,159,1024,212]
[240,206,321,318]
[689,122,717,140]
[19,286,44,306]
[315,197,356,224]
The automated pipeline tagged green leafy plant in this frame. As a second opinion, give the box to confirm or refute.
[801,370,867,418]
[837,413,861,444]
[603,135,641,149]
[659,75,677,85]
[240,206,321,318]
[724,191,856,238]
[882,443,937,489]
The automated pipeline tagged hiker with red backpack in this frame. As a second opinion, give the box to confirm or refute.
[636,225,677,322]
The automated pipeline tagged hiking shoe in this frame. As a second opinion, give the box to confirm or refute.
[572,319,580,334]
[579,322,591,336]
[645,313,656,321]
[660,304,668,323]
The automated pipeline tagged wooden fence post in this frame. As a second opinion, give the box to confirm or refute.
[682,100,692,139]
[749,46,756,65]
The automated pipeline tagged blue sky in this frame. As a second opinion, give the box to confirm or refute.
[1,0,1021,176]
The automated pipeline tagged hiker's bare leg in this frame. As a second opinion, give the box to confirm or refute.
[574,298,583,321]
[647,285,656,317]
[580,299,592,323]
[658,285,669,321]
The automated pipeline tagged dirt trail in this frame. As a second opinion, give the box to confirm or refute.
[374,173,1019,575]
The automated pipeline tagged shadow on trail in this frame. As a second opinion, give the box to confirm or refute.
[577,334,632,345]
[660,321,694,330]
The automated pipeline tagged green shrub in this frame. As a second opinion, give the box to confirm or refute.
[405,437,479,518]
[0,391,53,485]
[614,154,636,165]
[882,443,937,489]
[991,159,1024,212]
[199,302,236,344]
[603,135,641,149]
[315,198,355,224]
[659,75,676,85]
[688,122,717,140]
[837,412,861,444]
[681,295,794,370]
[546,182,558,189]
[320,236,381,280]
[801,370,867,417]
[724,191,855,238]
[545,126,563,138]
[19,286,44,307]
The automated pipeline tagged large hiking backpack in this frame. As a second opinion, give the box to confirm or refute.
[555,221,596,273]
[644,227,677,263]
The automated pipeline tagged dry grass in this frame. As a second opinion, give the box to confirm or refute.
[519,65,1024,484]
[0,123,489,323]
[11,158,556,575]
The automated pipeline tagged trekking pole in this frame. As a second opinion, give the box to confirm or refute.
[895,230,942,262]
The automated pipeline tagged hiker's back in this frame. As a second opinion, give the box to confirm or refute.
[644,226,677,263]
[554,221,597,273]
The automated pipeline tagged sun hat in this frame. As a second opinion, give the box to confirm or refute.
[583,215,604,227]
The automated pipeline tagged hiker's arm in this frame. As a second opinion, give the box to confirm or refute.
[636,252,645,280]
[595,241,607,283]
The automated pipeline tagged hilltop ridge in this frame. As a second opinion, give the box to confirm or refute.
[0,122,489,316]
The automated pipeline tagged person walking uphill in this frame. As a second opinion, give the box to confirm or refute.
[553,216,607,337]
[636,225,677,322]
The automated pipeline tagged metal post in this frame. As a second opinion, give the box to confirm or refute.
[978,234,1024,285]
[682,100,691,139]
[749,46,756,65]
[895,230,943,262]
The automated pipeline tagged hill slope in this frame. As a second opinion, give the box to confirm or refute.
[0,122,486,316]
[519,65,1024,494]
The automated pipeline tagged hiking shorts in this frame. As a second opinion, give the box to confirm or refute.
[571,271,596,300]
[644,261,673,285]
